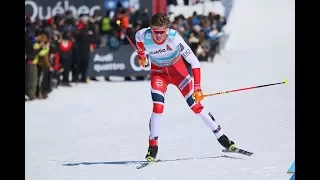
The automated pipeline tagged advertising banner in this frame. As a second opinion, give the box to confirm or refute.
[87,45,150,77]
[25,0,105,21]
[25,0,150,21]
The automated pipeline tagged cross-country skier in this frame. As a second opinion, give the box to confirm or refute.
[135,13,236,162]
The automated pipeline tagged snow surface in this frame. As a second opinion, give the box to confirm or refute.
[25,0,295,179]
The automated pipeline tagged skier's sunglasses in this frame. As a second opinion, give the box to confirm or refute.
[151,28,167,35]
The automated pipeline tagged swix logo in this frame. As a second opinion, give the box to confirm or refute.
[149,48,166,55]
[155,79,163,87]
[166,45,172,51]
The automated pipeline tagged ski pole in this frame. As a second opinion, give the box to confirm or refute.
[116,20,137,52]
[203,79,288,97]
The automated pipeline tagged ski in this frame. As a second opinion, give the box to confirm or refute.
[136,154,246,169]
[222,148,253,156]
[136,159,161,169]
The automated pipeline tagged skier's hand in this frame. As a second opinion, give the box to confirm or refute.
[193,84,204,103]
[138,55,148,67]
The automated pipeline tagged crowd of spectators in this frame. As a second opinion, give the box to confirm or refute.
[25,2,226,101]
[171,11,226,62]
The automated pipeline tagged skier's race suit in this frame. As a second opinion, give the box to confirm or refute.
[135,28,223,143]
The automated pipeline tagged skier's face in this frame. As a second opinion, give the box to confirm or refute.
[151,26,168,44]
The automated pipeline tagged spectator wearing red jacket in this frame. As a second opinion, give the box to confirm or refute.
[59,31,75,86]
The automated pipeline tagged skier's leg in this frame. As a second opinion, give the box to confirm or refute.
[175,75,236,150]
[146,75,168,161]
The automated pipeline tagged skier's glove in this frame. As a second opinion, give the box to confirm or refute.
[192,84,204,103]
[138,55,148,67]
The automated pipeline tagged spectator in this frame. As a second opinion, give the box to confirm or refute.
[58,30,75,86]
[25,28,36,100]
[36,33,53,99]
[140,8,150,29]
[117,8,130,43]
[74,14,91,83]
[99,11,113,47]
[50,30,62,88]
[25,32,52,100]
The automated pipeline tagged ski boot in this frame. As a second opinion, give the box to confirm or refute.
[218,134,236,151]
[145,137,158,162]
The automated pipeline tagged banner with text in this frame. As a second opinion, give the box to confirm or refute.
[25,0,150,21]
[87,45,151,77]
[25,0,105,21]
